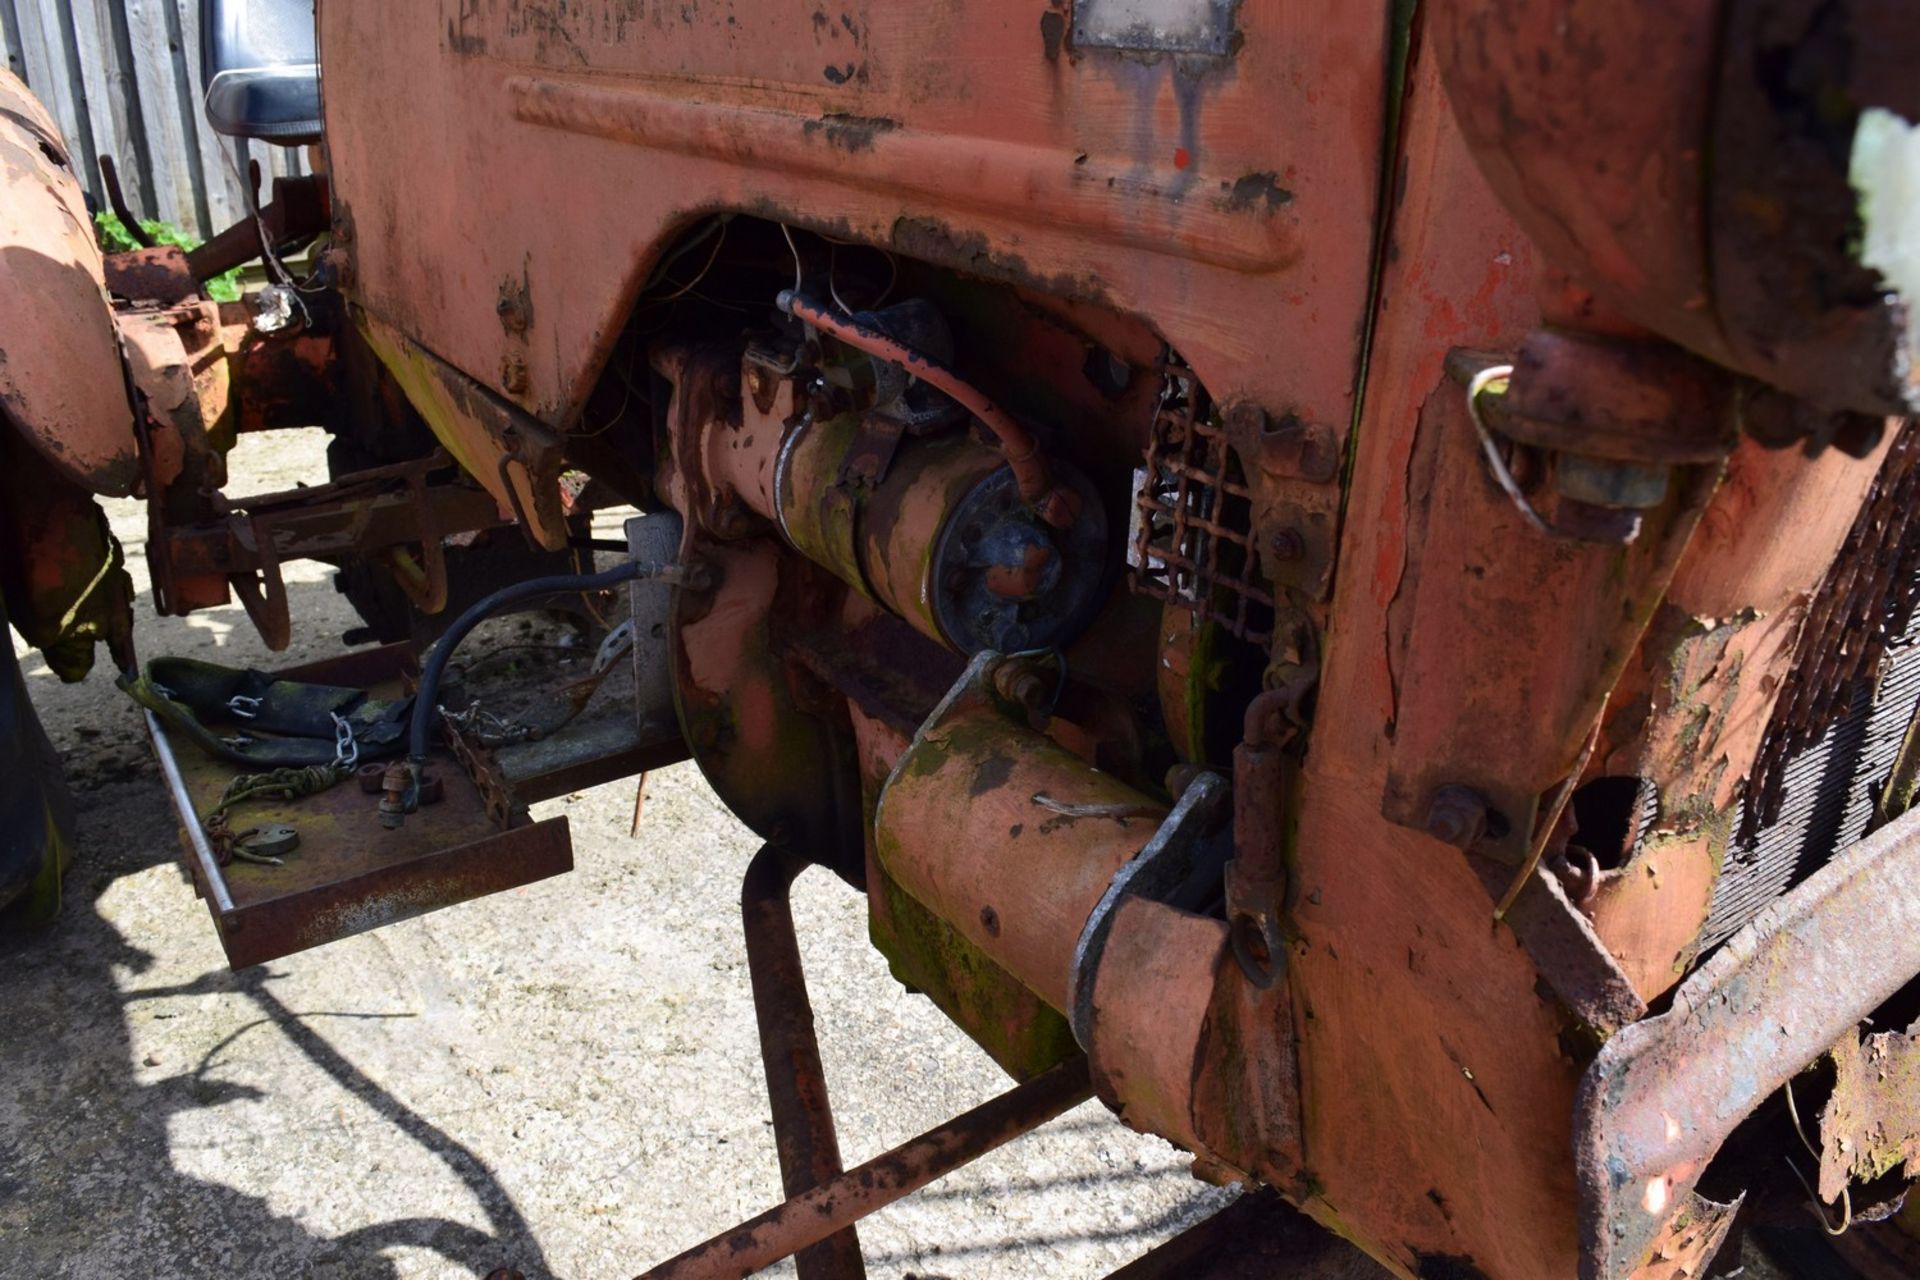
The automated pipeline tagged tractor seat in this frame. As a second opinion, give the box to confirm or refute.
[201,0,321,145]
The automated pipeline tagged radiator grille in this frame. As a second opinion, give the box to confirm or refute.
[1700,428,1920,951]
[1127,356,1274,645]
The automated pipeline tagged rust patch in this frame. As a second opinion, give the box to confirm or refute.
[800,113,898,152]
[969,751,1014,797]
[888,216,1116,309]
[1819,1019,1920,1202]
[1040,9,1067,61]
[496,273,533,335]
[1223,171,1293,212]
[1627,1191,1740,1280]
[103,246,200,306]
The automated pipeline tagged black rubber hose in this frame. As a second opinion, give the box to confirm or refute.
[405,560,664,769]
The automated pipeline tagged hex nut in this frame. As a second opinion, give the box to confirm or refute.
[1425,785,1491,850]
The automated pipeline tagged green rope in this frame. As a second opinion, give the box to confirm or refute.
[211,762,350,818]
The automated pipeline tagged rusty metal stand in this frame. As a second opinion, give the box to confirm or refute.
[634,1055,1093,1279]
[644,845,1374,1280]
[617,843,1100,1277]
[740,844,866,1280]
[623,845,1385,1279]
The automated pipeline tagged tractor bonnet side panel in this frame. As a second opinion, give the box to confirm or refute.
[317,1,1389,437]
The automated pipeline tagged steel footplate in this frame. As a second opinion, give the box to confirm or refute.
[147,643,573,969]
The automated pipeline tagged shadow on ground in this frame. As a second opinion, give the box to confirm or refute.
[2,566,549,1279]
[3,529,1232,1279]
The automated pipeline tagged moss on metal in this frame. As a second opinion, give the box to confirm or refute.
[867,853,1078,1081]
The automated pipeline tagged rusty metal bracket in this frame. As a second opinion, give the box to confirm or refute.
[103,245,201,307]
[184,172,331,283]
[1471,851,1646,1038]
[160,450,507,649]
[1576,805,1920,1280]
[1068,769,1230,1050]
[443,714,516,830]
[834,410,906,490]
[389,462,449,614]
[227,508,292,650]
[1226,683,1309,989]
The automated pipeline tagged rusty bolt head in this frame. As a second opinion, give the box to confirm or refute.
[357,762,387,794]
[377,760,415,829]
[992,660,1050,711]
[1425,785,1491,850]
[380,760,412,795]
[1267,528,1305,563]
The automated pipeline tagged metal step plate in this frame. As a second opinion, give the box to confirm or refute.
[147,643,573,969]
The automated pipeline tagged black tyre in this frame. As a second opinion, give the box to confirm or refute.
[0,590,76,926]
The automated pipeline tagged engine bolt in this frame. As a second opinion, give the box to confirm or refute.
[377,760,415,830]
[1268,529,1305,563]
[1425,785,1490,850]
[992,660,1049,711]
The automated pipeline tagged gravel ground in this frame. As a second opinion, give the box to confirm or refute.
[0,429,1233,1280]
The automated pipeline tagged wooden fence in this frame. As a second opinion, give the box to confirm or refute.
[0,0,308,242]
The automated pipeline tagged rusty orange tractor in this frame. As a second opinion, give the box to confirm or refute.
[5,2,1920,1277]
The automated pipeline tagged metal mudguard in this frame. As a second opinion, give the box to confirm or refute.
[1577,804,1920,1279]
[0,70,138,497]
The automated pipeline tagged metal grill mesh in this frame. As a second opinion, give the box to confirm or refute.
[1700,427,1920,951]
[1127,356,1274,645]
